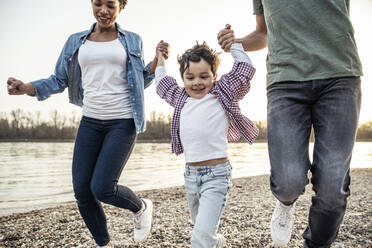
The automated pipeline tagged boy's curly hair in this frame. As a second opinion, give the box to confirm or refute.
[177,41,220,79]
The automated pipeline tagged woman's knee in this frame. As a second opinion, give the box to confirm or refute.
[90,181,115,202]
[73,181,95,206]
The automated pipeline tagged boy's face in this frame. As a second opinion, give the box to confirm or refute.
[182,58,217,99]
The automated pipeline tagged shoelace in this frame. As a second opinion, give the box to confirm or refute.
[277,205,291,227]
[134,214,142,229]
[134,204,146,229]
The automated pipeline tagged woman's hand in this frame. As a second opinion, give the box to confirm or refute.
[156,40,169,59]
[7,78,35,96]
[150,40,169,73]
[156,40,169,67]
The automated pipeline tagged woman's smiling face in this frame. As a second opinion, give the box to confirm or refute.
[91,0,123,29]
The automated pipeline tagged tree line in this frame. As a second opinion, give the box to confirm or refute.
[0,109,371,141]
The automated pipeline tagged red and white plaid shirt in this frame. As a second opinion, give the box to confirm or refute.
[156,61,259,155]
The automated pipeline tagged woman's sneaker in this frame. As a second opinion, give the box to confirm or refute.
[270,200,296,247]
[133,198,153,242]
[98,241,112,247]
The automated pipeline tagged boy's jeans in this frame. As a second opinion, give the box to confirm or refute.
[267,77,361,247]
[72,116,143,246]
[184,161,232,248]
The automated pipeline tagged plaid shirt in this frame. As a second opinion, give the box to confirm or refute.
[156,61,258,155]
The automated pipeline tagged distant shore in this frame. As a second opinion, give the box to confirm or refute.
[0,168,371,247]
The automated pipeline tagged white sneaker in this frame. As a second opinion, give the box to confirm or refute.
[216,233,225,248]
[270,200,296,247]
[133,198,153,242]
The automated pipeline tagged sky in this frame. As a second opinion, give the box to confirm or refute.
[1,0,371,123]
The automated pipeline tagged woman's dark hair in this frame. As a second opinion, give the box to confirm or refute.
[119,0,127,7]
[177,41,220,79]
[91,0,127,8]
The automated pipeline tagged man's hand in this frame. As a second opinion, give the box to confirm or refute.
[217,24,235,52]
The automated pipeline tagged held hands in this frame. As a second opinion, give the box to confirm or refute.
[156,40,169,67]
[7,77,35,96]
[217,24,235,52]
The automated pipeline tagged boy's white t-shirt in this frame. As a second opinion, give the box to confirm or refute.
[78,39,133,120]
[180,94,229,162]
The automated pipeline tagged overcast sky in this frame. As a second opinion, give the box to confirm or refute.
[1,0,371,123]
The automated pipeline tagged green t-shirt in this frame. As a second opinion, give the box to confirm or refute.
[253,0,363,86]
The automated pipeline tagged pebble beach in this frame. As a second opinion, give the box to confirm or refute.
[1,168,371,248]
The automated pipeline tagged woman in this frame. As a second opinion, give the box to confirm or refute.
[6,0,168,246]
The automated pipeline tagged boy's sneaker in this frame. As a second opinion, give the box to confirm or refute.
[133,198,153,242]
[216,233,225,248]
[270,200,296,247]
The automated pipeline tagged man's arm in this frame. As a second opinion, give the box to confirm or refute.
[236,14,268,51]
[218,15,267,52]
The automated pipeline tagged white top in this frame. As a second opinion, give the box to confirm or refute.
[155,43,251,162]
[78,39,133,120]
[180,94,229,162]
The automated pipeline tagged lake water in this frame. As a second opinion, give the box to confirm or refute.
[0,142,371,216]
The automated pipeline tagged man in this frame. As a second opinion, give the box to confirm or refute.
[217,1,362,247]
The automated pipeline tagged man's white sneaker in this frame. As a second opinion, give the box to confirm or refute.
[216,233,225,248]
[133,198,153,242]
[270,200,296,247]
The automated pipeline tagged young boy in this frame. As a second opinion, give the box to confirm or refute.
[155,27,258,247]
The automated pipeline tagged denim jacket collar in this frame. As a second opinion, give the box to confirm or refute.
[78,23,127,42]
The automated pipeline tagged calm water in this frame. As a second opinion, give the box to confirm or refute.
[0,142,371,216]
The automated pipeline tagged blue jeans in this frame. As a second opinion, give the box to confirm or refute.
[267,77,361,248]
[72,116,143,246]
[184,162,232,248]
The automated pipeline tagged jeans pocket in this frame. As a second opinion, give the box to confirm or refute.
[211,164,232,179]
[184,171,196,184]
[210,166,232,195]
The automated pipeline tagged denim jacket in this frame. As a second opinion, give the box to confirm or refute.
[31,23,155,133]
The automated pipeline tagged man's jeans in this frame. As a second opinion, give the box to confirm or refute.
[72,116,143,246]
[184,161,232,248]
[267,77,361,248]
